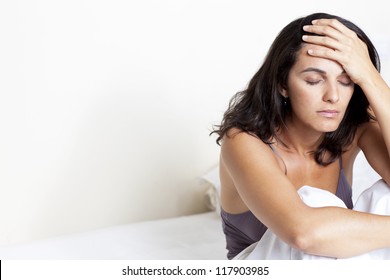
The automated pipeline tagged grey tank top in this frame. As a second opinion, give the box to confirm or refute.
[220,156,353,260]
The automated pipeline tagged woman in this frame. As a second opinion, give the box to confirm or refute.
[212,12,390,259]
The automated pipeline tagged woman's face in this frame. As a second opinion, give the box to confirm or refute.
[281,43,355,133]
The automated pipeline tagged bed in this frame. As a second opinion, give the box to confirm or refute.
[0,212,225,260]
[0,152,380,260]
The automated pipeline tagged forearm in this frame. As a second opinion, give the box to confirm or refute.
[303,206,390,258]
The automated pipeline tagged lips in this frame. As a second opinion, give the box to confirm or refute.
[317,109,340,118]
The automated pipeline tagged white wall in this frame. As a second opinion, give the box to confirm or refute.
[0,0,389,245]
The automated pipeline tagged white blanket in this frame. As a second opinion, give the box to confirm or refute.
[234,179,390,260]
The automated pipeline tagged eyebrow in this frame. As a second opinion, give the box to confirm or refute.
[300,67,327,74]
[300,67,347,75]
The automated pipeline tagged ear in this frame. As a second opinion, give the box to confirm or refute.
[278,84,288,98]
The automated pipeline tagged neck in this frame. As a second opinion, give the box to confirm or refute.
[276,121,324,157]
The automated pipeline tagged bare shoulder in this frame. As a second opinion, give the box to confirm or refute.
[220,128,280,178]
[219,128,277,213]
[219,128,300,213]
[340,122,379,176]
[221,128,272,161]
[356,120,381,149]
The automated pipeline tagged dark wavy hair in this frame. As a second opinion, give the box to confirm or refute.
[211,12,379,166]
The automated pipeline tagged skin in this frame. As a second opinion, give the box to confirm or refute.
[220,18,390,258]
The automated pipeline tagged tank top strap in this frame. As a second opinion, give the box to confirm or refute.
[269,144,287,175]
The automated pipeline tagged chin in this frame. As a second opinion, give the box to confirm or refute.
[317,123,341,133]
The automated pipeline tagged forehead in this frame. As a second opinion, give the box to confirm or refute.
[292,43,344,74]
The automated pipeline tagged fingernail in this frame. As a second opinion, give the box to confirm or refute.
[302,35,308,40]
[303,25,310,31]
[312,20,318,24]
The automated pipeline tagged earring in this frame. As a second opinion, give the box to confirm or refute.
[283,97,288,107]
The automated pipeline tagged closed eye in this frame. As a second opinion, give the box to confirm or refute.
[338,80,354,87]
[338,74,354,87]
[305,80,322,85]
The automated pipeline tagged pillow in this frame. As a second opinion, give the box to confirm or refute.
[198,165,221,214]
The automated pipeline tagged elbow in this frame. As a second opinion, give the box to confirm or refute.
[289,231,312,253]
[282,208,326,254]
[287,226,319,254]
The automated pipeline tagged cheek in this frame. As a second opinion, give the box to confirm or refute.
[289,88,317,109]
[342,90,355,107]
[289,95,315,119]
[287,80,320,102]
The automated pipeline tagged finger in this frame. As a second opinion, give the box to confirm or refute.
[303,24,343,41]
[302,34,344,51]
[311,18,356,37]
[306,46,345,63]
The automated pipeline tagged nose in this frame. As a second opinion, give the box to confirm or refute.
[322,82,340,103]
